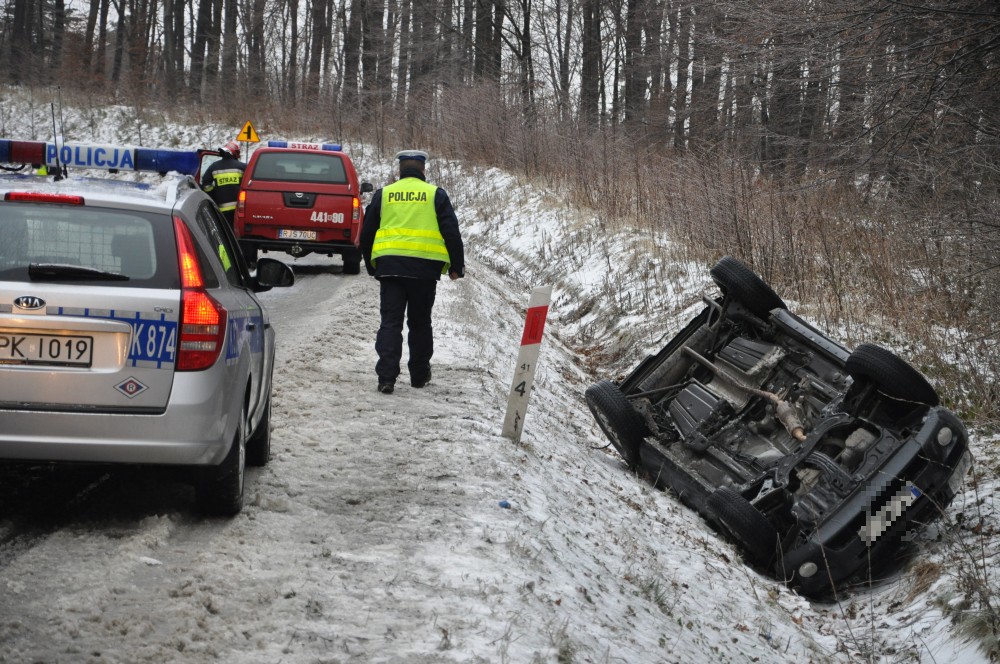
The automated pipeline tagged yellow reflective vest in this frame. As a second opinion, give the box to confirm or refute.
[371,177,451,273]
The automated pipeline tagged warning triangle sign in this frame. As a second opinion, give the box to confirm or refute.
[237,121,260,143]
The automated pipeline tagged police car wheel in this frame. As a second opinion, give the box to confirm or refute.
[246,393,272,467]
[197,405,247,516]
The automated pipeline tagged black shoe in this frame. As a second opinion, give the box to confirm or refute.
[411,369,431,388]
[377,380,395,394]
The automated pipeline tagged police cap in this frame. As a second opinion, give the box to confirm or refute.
[395,150,429,162]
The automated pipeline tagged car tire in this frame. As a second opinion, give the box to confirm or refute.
[342,250,362,275]
[707,485,780,567]
[240,242,258,268]
[246,392,272,467]
[197,406,246,516]
[709,255,786,319]
[585,379,648,469]
[845,343,940,407]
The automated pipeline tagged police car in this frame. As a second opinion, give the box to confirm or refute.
[234,141,373,273]
[586,256,971,596]
[0,138,294,515]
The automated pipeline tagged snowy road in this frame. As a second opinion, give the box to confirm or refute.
[0,252,831,664]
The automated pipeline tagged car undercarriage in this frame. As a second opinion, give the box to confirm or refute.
[586,256,971,597]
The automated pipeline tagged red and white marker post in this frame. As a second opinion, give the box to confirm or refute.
[502,285,552,443]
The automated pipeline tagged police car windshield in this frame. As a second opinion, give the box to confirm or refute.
[253,153,348,184]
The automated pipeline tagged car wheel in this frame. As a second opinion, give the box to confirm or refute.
[707,485,780,567]
[709,255,786,319]
[342,250,362,275]
[585,379,648,469]
[845,343,939,407]
[240,242,258,268]
[197,405,246,516]
[246,392,271,467]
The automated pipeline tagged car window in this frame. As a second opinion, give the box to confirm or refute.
[0,202,175,285]
[251,152,348,184]
[194,202,248,289]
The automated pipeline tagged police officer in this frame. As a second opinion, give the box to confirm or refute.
[201,140,245,227]
[360,150,465,394]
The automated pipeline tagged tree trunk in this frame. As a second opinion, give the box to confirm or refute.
[340,0,362,108]
[579,0,601,125]
[190,0,213,97]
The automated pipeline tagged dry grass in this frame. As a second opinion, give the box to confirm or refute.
[386,91,998,426]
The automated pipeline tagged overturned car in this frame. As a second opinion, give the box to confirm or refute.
[586,256,971,597]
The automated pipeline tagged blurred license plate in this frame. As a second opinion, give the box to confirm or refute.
[0,332,93,367]
[278,229,317,240]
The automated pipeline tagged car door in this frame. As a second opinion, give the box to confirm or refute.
[190,200,269,416]
[195,149,223,187]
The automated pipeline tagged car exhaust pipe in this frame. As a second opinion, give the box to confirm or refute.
[682,347,807,442]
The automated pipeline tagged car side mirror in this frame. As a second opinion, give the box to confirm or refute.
[253,257,295,292]
[360,181,374,194]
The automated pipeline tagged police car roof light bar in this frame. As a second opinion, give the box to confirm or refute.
[264,140,343,152]
[0,139,47,165]
[0,139,199,176]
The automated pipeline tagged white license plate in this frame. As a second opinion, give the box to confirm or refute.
[278,229,317,240]
[0,332,94,367]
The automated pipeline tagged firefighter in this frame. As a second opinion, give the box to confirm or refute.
[201,140,245,227]
[360,150,465,394]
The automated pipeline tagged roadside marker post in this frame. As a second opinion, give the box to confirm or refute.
[502,285,552,444]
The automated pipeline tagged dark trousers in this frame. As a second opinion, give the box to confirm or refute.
[375,277,437,382]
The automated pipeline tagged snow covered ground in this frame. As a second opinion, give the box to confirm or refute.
[0,95,998,662]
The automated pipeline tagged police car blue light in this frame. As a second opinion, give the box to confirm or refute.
[134,147,199,175]
[265,140,343,152]
[1,138,199,175]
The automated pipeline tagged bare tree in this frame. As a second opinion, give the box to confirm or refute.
[579,0,600,124]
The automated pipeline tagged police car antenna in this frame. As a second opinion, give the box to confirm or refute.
[57,87,68,169]
[49,101,65,181]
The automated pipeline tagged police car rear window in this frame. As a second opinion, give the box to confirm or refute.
[0,203,177,287]
[251,153,348,185]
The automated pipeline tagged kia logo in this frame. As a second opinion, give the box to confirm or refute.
[14,295,46,310]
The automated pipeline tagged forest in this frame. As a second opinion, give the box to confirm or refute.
[1,0,999,422]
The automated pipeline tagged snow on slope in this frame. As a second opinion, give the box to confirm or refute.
[0,88,997,662]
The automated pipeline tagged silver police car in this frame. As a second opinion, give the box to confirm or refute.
[0,165,293,516]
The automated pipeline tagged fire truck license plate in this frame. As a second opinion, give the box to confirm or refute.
[278,229,317,240]
[0,332,93,367]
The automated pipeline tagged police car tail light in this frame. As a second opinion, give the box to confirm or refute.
[4,192,84,205]
[174,216,227,371]
[352,196,361,222]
